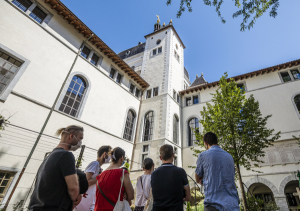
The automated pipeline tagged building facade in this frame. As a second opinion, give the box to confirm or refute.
[0,0,299,210]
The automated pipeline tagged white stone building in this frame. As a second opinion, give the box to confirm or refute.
[0,0,299,210]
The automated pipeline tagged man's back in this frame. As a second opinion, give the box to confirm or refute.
[29,148,76,211]
[151,163,188,211]
[196,146,239,211]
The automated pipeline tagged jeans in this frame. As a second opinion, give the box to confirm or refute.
[204,206,219,211]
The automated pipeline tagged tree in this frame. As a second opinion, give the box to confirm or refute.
[190,73,281,210]
[166,0,280,31]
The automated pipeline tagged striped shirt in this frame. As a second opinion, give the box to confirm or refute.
[195,145,239,211]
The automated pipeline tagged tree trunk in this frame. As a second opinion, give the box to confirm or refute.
[236,163,248,211]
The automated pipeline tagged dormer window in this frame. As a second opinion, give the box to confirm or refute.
[156,39,161,45]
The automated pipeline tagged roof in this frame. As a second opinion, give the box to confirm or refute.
[44,0,149,89]
[118,43,146,60]
[144,24,186,49]
[184,68,189,79]
[190,75,207,87]
[180,58,300,95]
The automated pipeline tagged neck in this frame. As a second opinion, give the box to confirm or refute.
[97,157,104,166]
[144,169,152,175]
[162,159,173,164]
[56,143,70,151]
[207,144,218,149]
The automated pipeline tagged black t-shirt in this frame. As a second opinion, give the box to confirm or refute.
[29,148,76,211]
[151,163,189,211]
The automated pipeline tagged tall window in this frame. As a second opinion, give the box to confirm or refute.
[29,6,47,24]
[123,110,136,141]
[12,0,32,12]
[188,118,199,146]
[143,111,154,141]
[59,76,86,117]
[0,50,22,95]
[0,171,15,203]
[173,115,179,144]
[294,94,300,113]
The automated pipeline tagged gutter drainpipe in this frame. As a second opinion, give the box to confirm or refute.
[4,34,94,210]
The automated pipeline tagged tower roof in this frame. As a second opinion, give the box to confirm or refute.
[190,73,207,87]
[118,42,146,59]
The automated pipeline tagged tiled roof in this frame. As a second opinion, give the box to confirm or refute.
[44,0,149,88]
[180,58,300,95]
[118,43,146,59]
[190,75,207,87]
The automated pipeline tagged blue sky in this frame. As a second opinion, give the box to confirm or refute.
[62,0,300,84]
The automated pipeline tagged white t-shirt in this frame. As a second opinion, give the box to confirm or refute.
[135,174,151,207]
[75,161,100,211]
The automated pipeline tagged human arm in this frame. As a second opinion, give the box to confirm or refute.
[195,173,203,184]
[195,154,204,185]
[65,174,80,202]
[183,185,191,202]
[123,172,134,201]
[85,161,100,186]
[86,172,97,186]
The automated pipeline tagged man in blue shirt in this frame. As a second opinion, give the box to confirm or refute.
[195,132,239,211]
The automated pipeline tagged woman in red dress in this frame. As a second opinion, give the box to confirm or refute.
[94,147,134,211]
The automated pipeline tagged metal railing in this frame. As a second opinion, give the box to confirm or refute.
[187,174,204,211]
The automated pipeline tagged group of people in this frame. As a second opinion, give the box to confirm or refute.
[28,125,240,211]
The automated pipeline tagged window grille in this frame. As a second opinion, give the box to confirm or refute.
[109,68,116,78]
[143,111,154,141]
[123,110,135,141]
[59,76,86,117]
[0,51,22,95]
[29,6,47,24]
[0,171,15,203]
[153,87,158,96]
[90,54,99,65]
[188,118,199,146]
[173,115,179,144]
[116,73,122,83]
[12,0,32,11]
[81,46,90,59]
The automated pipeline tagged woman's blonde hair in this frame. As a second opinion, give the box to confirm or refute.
[55,125,84,137]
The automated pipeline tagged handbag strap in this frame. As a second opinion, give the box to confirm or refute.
[97,181,115,207]
[117,169,125,201]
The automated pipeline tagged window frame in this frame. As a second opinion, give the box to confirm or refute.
[153,87,159,97]
[279,68,300,83]
[0,44,30,102]
[122,109,136,142]
[109,67,116,79]
[173,115,179,144]
[146,89,152,99]
[292,92,300,119]
[29,5,48,24]
[186,97,192,106]
[140,144,150,168]
[135,88,141,98]
[116,72,123,84]
[187,117,200,147]
[142,111,155,142]
[56,72,91,119]
[158,47,162,54]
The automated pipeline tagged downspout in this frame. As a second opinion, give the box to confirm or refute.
[4,34,94,210]
[130,89,144,171]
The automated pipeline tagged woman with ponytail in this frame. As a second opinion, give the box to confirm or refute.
[94,147,134,211]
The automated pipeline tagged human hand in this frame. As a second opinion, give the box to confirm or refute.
[123,192,128,200]
[73,194,82,208]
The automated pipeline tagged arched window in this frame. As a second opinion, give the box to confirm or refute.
[59,75,86,117]
[188,118,199,146]
[294,94,300,113]
[173,115,179,144]
[123,110,136,141]
[143,111,154,141]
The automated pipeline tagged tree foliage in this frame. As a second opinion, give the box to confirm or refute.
[190,73,281,209]
[166,0,280,31]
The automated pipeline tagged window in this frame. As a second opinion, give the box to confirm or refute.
[123,110,136,141]
[90,54,99,66]
[173,115,179,144]
[294,94,300,113]
[237,83,245,91]
[29,6,47,24]
[156,39,161,45]
[0,51,22,95]
[286,193,298,207]
[174,51,180,62]
[0,171,15,203]
[141,154,148,168]
[174,156,177,166]
[175,44,178,50]
[153,87,158,96]
[291,69,300,80]
[135,89,140,98]
[173,90,176,99]
[81,46,90,59]
[116,73,122,84]
[186,97,192,106]
[143,111,154,141]
[177,94,180,103]
[153,49,157,55]
[143,145,149,152]
[158,47,162,53]
[59,75,86,117]
[254,194,274,205]
[173,147,178,166]
[12,0,32,12]
[130,84,135,94]
[188,118,199,146]
[146,90,152,99]
[109,68,116,78]
[280,72,291,82]
[193,96,199,104]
